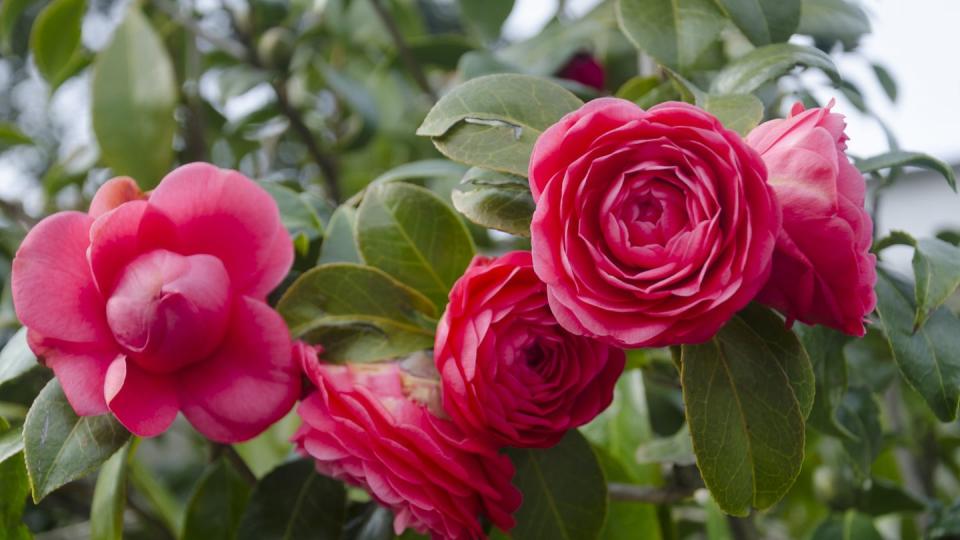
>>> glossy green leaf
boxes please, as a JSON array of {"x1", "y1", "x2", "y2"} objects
[
  {"x1": 856, "y1": 150, "x2": 957, "y2": 191},
  {"x1": 277, "y1": 263, "x2": 437, "y2": 362},
  {"x1": 836, "y1": 387, "x2": 882, "y2": 476},
  {"x1": 342, "y1": 505, "x2": 393, "y2": 540},
  {"x1": 871, "y1": 63, "x2": 897, "y2": 102},
  {"x1": 29, "y1": 0, "x2": 85, "y2": 88},
  {"x1": 797, "y1": 0, "x2": 870, "y2": 49},
  {"x1": 615, "y1": 76, "x2": 661, "y2": 101},
  {"x1": 741, "y1": 304, "x2": 815, "y2": 418},
  {"x1": 713, "y1": 0, "x2": 800, "y2": 45},
  {"x1": 681, "y1": 307, "x2": 807, "y2": 516},
  {"x1": 416, "y1": 74, "x2": 583, "y2": 176},
  {"x1": 90, "y1": 440, "x2": 135, "y2": 540},
  {"x1": 356, "y1": 182, "x2": 475, "y2": 309},
  {"x1": 0, "y1": 428, "x2": 24, "y2": 465},
  {"x1": 92, "y1": 6, "x2": 177, "y2": 188},
  {"x1": 928, "y1": 499, "x2": 960, "y2": 539},
  {"x1": 368, "y1": 159, "x2": 469, "y2": 189},
  {"x1": 506, "y1": 430, "x2": 607, "y2": 540},
  {"x1": 811, "y1": 511, "x2": 883, "y2": 540},
  {"x1": 23, "y1": 379, "x2": 130, "y2": 502},
  {"x1": 238, "y1": 459, "x2": 346, "y2": 540},
  {"x1": 635, "y1": 424, "x2": 695, "y2": 466},
  {"x1": 616, "y1": 0, "x2": 727, "y2": 72},
  {"x1": 233, "y1": 410, "x2": 299, "y2": 478},
  {"x1": 0, "y1": 327, "x2": 37, "y2": 386},
  {"x1": 0, "y1": 418, "x2": 30, "y2": 540},
  {"x1": 461, "y1": 0, "x2": 515, "y2": 41},
  {"x1": 701, "y1": 93, "x2": 764, "y2": 136},
  {"x1": 874, "y1": 271, "x2": 960, "y2": 421},
  {"x1": 711, "y1": 43, "x2": 838, "y2": 95},
  {"x1": 260, "y1": 183, "x2": 324, "y2": 256},
  {"x1": 182, "y1": 458, "x2": 252, "y2": 540},
  {"x1": 451, "y1": 167, "x2": 534, "y2": 236},
  {"x1": 129, "y1": 458, "x2": 183, "y2": 534},
  {"x1": 318, "y1": 206, "x2": 361, "y2": 265},
  {"x1": 0, "y1": 0, "x2": 31, "y2": 54},
  {"x1": 593, "y1": 447, "x2": 662, "y2": 540},
  {"x1": 912, "y1": 237, "x2": 960, "y2": 328},
  {"x1": 797, "y1": 325, "x2": 853, "y2": 438}
]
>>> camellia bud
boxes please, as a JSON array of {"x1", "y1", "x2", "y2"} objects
[
  {"x1": 257, "y1": 27, "x2": 295, "y2": 70},
  {"x1": 556, "y1": 51, "x2": 605, "y2": 91}
]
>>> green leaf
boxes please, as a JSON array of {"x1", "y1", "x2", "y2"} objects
[
  {"x1": 593, "y1": 448, "x2": 662, "y2": 540},
  {"x1": 129, "y1": 458, "x2": 184, "y2": 534},
  {"x1": 460, "y1": 0, "x2": 515, "y2": 42},
  {"x1": 318, "y1": 206, "x2": 361, "y2": 265},
  {"x1": 912, "y1": 237, "x2": 960, "y2": 328},
  {"x1": 260, "y1": 183, "x2": 324, "y2": 256},
  {"x1": 342, "y1": 505, "x2": 393, "y2": 540},
  {"x1": 616, "y1": 0, "x2": 727, "y2": 72},
  {"x1": 0, "y1": 418, "x2": 30, "y2": 540},
  {"x1": 416, "y1": 74, "x2": 583, "y2": 176},
  {"x1": 680, "y1": 308, "x2": 807, "y2": 516},
  {"x1": 712, "y1": 0, "x2": 800, "y2": 45},
  {"x1": 856, "y1": 150, "x2": 956, "y2": 191},
  {"x1": 356, "y1": 182, "x2": 475, "y2": 310},
  {"x1": 451, "y1": 167, "x2": 534, "y2": 236},
  {"x1": 700, "y1": 93, "x2": 764, "y2": 136},
  {"x1": 90, "y1": 439, "x2": 135, "y2": 540},
  {"x1": 233, "y1": 410, "x2": 299, "y2": 478},
  {"x1": 506, "y1": 430, "x2": 607, "y2": 540},
  {"x1": 29, "y1": 0, "x2": 85, "y2": 88},
  {"x1": 797, "y1": 0, "x2": 870, "y2": 50},
  {"x1": 0, "y1": 0, "x2": 31, "y2": 54},
  {"x1": 871, "y1": 63, "x2": 897, "y2": 102},
  {"x1": 0, "y1": 327, "x2": 38, "y2": 386},
  {"x1": 0, "y1": 123, "x2": 33, "y2": 150},
  {"x1": 238, "y1": 459, "x2": 346, "y2": 540},
  {"x1": 367, "y1": 160, "x2": 469, "y2": 189},
  {"x1": 92, "y1": 6, "x2": 177, "y2": 188},
  {"x1": 23, "y1": 379, "x2": 131, "y2": 502},
  {"x1": 0, "y1": 428, "x2": 24, "y2": 465},
  {"x1": 874, "y1": 271, "x2": 960, "y2": 421},
  {"x1": 634, "y1": 424, "x2": 695, "y2": 466},
  {"x1": 811, "y1": 511, "x2": 883, "y2": 540},
  {"x1": 615, "y1": 76, "x2": 661, "y2": 101},
  {"x1": 835, "y1": 387, "x2": 882, "y2": 476},
  {"x1": 182, "y1": 458, "x2": 252, "y2": 540},
  {"x1": 710, "y1": 43, "x2": 838, "y2": 95},
  {"x1": 277, "y1": 263, "x2": 437, "y2": 362},
  {"x1": 853, "y1": 477, "x2": 925, "y2": 516},
  {"x1": 797, "y1": 325, "x2": 854, "y2": 439}
]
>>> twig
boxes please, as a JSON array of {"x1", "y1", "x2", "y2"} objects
[
  {"x1": 150, "y1": 0, "x2": 247, "y2": 61},
  {"x1": 368, "y1": 0, "x2": 437, "y2": 101},
  {"x1": 607, "y1": 482, "x2": 697, "y2": 504},
  {"x1": 271, "y1": 80, "x2": 342, "y2": 202},
  {"x1": 727, "y1": 514, "x2": 761, "y2": 540}
]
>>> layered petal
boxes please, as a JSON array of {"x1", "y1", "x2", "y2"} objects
[
  {"x1": 29, "y1": 331, "x2": 118, "y2": 416},
  {"x1": 178, "y1": 296, "x2": 297, "y2": 442},
  {"x1": 104, "y1": 356, "x2": 179, "y2": 436}
]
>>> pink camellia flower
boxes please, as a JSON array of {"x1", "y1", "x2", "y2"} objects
[
  {"x1": 293, "y1": 346, "x2": 520, "y2": 540},
  {"x1": 557, "y1": 52, "x2": 605, "y2": 91},
  {"x1": 435, "y1": 251, "x2": 624, "y2": 448},
  {"x1": 529, "y1": 98, "x2": 780, "y2": 348},
  {"x1": 746, "y1": 102, "x2": 876, "y2": 335},
  {"x1": 11, "y1": 163, "x2": 298, "y2": 442}
]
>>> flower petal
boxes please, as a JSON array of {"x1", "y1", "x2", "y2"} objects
[
  {"x1": 178, "y1": 296, "x2": 297, "y2": 443},
  {"x1": 29, "y1": 330, "x2": 117, "y2": 416},
  {"x1": 104, "y1": 356, "x2": 179, "y2": 437},
  {"x1": 146, "y1": 163, "x2": 293, "y2": 298},
  {"x1": 89, "y1": 177, "x2": 146, "y2": 219},
  {"x1": 12, "y1": 211, "x2": 111, "y2": 344}
]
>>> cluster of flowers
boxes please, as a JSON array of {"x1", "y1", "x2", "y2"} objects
[{"x1": 9, "y1": 97, "x2": 875, "y2": 539}]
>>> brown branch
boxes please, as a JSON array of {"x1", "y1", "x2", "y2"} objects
[
  {"x1": 607, "y1": 482, "x2": 697, "y2": 504},
  {"x1": 368, "y1": 0, "x2": 437, "y2": 101}
]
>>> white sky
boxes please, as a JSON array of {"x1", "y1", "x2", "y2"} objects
[{"x1": 505, "y1": 0, "x2": 960, "y2": 164}]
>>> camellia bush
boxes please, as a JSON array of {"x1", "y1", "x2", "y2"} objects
[{"x1": 2, "y1": 0, "x2": 960, "y2": 539}]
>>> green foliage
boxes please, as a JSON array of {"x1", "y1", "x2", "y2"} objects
[
  {"x1": 417, "y1": 74, "x2": 583, "y2": 176},
  {"x1": 506, "y1": 430, "x2": 608, "y2": 540},
  {"x1": 856, "y1": 150, "x2": 957, "y2": 191},
  {"x1": 710, "y1": 43, "x2": 838, "y2": 94},
  {"x1": 238, "y1": 459, "x2": 346, "y2": 540},
  {"x1": 91, "y1": 6, "x2": 176, "y2": 188},
  {"x1": 616, "y1": 0, "x2": 727, "y2": 72},
  {"x1": 90, "y1": 440, "x2": 134, "y2": 540},
  {"x1": 278, "y1": 263, "x2": 437, "y2": 362},
  {"x1": 451, "y1": 167, "x2": 535, "y2": 236},
  {"x1": 182, "y1": 458, "x2": 253, "y2": 540},
  {"x1": 712, "y1": 0, "x2": 801, "y2": 45},
  {"x1": 681, "y1": 306, "x2": 809, "y2": 516},
  {"x1": 356, "y1": 182, "x2": 475, "y2": 309},
  {"x1": 0, "y1": 327, "x2": 37, "y2": 387},
  {"x1": 29, "y1": 0, "x2": 85, "y2": 89},
  {"x1": 23, "y1": 379, "x2": 131, "y2": 502},
  {"x1": 0, "y1": 418, "x2": 30, "y2": 540}
]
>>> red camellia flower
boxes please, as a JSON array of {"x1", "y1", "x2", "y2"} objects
[
  {"x1": 529, "y1": 98, "x2": 780, "y2": 348},
  {"x1": 11, "y1": 163, "x2": 298, "y2": 442},
  {"x1": 435, "y1": 251, "x2": 624, "y2": 448},
  {"x1": 293, "y1": 347, "x2": 520, "y2": 540},
  {"x1": 747, "y1": 102, "x2": 877, "y2": 335},
  {"x1": 557, "y1": 52, "x2": 605, "y2": 91}
]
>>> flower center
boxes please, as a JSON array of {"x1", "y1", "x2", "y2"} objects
[{"x1": 105, "y1": 249, "x2": 232, "y2": 374}]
